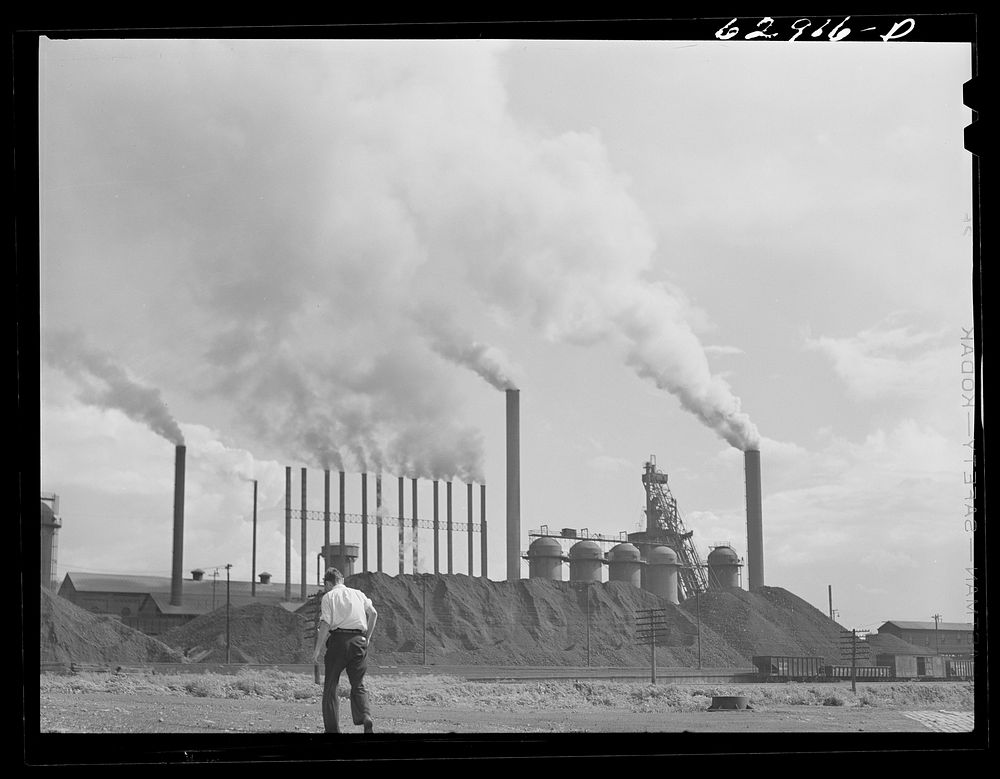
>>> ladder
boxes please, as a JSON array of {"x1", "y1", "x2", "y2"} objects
[{"x1": 644, "y1": 464, "x2": 709, "y2": 598}]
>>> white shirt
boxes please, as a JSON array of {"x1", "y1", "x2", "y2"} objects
[{"x1": 320, "y1": 583, "x2": 372, "y2": 631}]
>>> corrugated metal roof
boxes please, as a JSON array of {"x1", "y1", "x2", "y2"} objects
[{"x1": 881, "y1": 620, "x2": 973, "y2": 632}]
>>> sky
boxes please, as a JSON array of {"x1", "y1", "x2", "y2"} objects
[{"x1": 37, "y1": 37, "x2": 974, "y2": 631}]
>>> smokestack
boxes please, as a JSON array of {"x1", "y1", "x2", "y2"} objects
[
  {"x1": 169, "y1": 445, "x2": 186, "y2": 607},
  {"x1": 480, "y1": 484, "x2": 487, "y2": 579},
  {"x1": 446, "y1": 481, "x2": 453, "y2": 574},
  {"x1": 300, "y1": 468, "x2": 308, "y2": 601},
  {"x1": 376, "y1": 473, "x2": 383, "y2": 573},
  {"x1": 744, "y1": 448, "x2": 764, "y2": 591},
  {"x1": 412, "y1": 478, "x2": 418, "y2": 573},
  {"x1": 285, "y1": 467, "x2": 292, "y2": 601},
  {"x1": 324, "y1": 470, "x2": 331, "y2": 571},
  {"x1": 506, "y1": 389, "x2": 521, "y2": 581}
]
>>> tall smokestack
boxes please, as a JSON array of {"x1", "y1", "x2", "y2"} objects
[
  {"x1": 506, "y1": 389, "x2": 521, "y2": 581},
  {"x1": 169, "y1": 445, "x2": 186, "y2": 606},
  {"x1": 300, "y1": 468, "x2": 307, "y2": 601},
  {"x1": 480, "y1": 483, "x2": 487, "y2": 579},
  {"x1": 744, "y1": 448, "x2": 764, "y2": 591}
]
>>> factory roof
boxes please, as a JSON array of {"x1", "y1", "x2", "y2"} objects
[
  {"x1": 879, "y1": 620, "x2": 973, "y2": 633},
  {"x1": 143, "y1": 592, "x2": 308, "y2": 617},
  {"x1": 866, "y1": 631, "x2": 939, "y2": 656},
  {"x1": 61, "y1": 572, "x2": 306, "y2": 602}
]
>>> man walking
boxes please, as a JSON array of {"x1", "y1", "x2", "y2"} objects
[{"x1": 313, "y1": 567, "x2": 378, "y2": 734}]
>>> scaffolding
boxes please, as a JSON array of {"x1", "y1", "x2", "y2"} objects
[{"x1": 639, "y1": 458, "x2": 709, "y2": 599}]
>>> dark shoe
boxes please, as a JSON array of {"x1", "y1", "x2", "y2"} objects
[{"x1": 363, "y1": 717, "x2": 374, "y2": 734}]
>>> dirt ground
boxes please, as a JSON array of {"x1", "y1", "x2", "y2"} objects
[{"x1": 38, "y1": 689, "x2": 965, "y2": 734}]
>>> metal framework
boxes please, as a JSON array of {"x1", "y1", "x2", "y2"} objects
[
  {"x1": 642, "y1": 460, "x2": 709, "y2": 598},
  {"x1": 288, "y1": 509, "x2": 480, "y2": 533}
]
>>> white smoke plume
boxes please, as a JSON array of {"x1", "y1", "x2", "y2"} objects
[
  {"x1": 42, "y1": 38, "x2": 760, "y2": 473},
  {"x1": 42, "y1": 329, "x2": 185, "y2": 446}
]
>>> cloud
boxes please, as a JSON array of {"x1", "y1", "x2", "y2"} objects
[
  {"x1": 704, "y1": 345, "x2": 744, "y2": 356},
  {"x1": 803, "y1": 313, "x2": 951, "y2": 401}
]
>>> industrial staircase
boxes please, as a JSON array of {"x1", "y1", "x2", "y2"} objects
[{"x1": 643, "y1": 460, "x2": 709, "y2": 599}]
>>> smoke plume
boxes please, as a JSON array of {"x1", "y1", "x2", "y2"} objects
[
  {"x1": 43, "y1": 329, "x2": 185, "y2": 446},
  {"x1": 41, "y1": 39, "x2": 760, "y2": 472}
]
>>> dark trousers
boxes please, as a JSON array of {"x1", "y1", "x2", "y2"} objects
[{"x1": 322, "y1": 632, "x2": 370, "y2": 733}]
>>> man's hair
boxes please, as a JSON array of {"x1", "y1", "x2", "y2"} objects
[{"x1": 324, "y1": 567, "x2": 344, "y2": 584}]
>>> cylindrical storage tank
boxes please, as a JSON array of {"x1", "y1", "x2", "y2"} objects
[
  {"x1": 568, "y1": 540, "x2": 603, "y2": 583},
  {"x1": 645, "y1": 546, "x2": 680, "y2": 604},
  {"x1": 526, "y1": 537, "x2": 564, "y2": 581},
  {"x1": 322, "y1": 543, "x2": 360, "y2": 578},
  {"x1": 607, "y1": 543, "x2": 642, "y2": 588},
  {"x1": 707, "y1": 545, "x2": 742, "y2": 589}
]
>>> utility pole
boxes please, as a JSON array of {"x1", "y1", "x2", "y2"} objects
[
  {"x1": 851, "y1": 628, "x2": 857, "y2": 693},
  {"x1": 933, "y1": 613, "x2": 942, "y2": 653},
  {"x1": 585, "y1": 584, "x2": 591, "y2": 668},
  {"x1": 225, "y1": 563, "x2": 232, "y2": 664},
  {"x1": 696, "y1": 586, "x2": 702, "y2": 669},
  {"x1": 636, "y1": 608, "x2": 668, "y2": 685},
  {"x1": 422, "y1": 575, "x2": 427, "y2": 666},
  {"x1": 828, "y1": 584, "x2": 833, "y2": 620},
  {"x1": 212, "y1": 569, "x2": 218, "y2": 611}
]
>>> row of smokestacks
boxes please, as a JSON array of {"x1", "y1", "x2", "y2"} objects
[
  {"x1": 283, "y1": 469, "x2": 489, "y2": 601},
  {"x1": 166, "y1": 386, "x2": 760, "y2": 604}
]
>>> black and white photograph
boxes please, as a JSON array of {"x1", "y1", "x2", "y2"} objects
[{"x1": 25, "y1": 14, "x2": 983, "y2": 760}]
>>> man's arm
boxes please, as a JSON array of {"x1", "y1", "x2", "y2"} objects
[
  {"x1": 313, "y1": 620, "x2": 331, "y2": 663},
  {"x1": 364, "y1": 605, "x2": 378, "y2": 645}
]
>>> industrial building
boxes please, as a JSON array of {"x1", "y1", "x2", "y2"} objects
[
  {"x1": 521, "y1": 455, "x2": 749, "y2": 607},
  {"x1": 58, "y1": 570, "x2": 296, "y2": 636},
  {"x1": 41, "y1": 494, "x2": 61, "y2": 591},
  {"x1": 876, "y1": 620, "x2": 974, "y2": 657}
]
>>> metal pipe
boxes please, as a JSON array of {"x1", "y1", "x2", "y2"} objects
[
  {"x1": 284, "y1": 466, "x2": 291, "y2": 601},
  {"x1": 433, "y1": 481, "x2": 440, "y2": 574},
  {"x1": 744, "y1": 449, "x2": 764, "y2": 591},
  {"x1": 361, "y1": 473, "x2": 368, "y2": 573},
  {"x1": 300, "y1": 467, "x2": 308, "y2": 601},
  {"x1": 506, "y1": 389, "x2": 521, "y2": 581},
  {"x1": 376, "y1": 473, "x2": 383, "y2": 573},
  {"x1": 446, "y1": 481, "x2": 453, "y2": 574},
  {"x1": 398, "y1": 475, "x2": 405, "y2": 575},
  {"x1": 412, "y1": 478, "x2": 418, "y2": 573},
  {"x1": 169, "y1": 445, "x2": 186, "y2": 607},
  {"x1": 480, "y1": 484, "x2": 487, "y2": 579},
  {"x1": 467, "y1": 482, "x2": 474, "y2": 576},
  {"x1": 251, "y1": 479, "x2": 258, "y2": 597}
]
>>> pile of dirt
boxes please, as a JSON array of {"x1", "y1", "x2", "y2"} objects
[
  {"x1": 678, "y1": 586, "x2": 850, "y2": 665},
  {"x1": 342, "y1": 573, "x2": 842, "y2": 668},
  {"x1": 40, "y1": 587, "x2": 183, "y2": 664},
  {"x1": 41, "y1": 574, "x2": 850, "y2": 669},
  {"x1": 159, "y1": 602, "x2": 313, "y2": 663}
]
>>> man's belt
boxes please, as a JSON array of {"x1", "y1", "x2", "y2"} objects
[{"x1": 331, "y1": 628, "x2": 364, "y2": 634}]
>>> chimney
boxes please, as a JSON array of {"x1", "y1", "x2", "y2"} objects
[
  {"x1": 744, "y1": 448, "x2": 764, "y2": 591},
  {"x1": 169, "y1": 445, "x2": 186, "y2": 606},
  {"x1": 506, "y1": 389, "x2": 521, "y2": 581}
]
